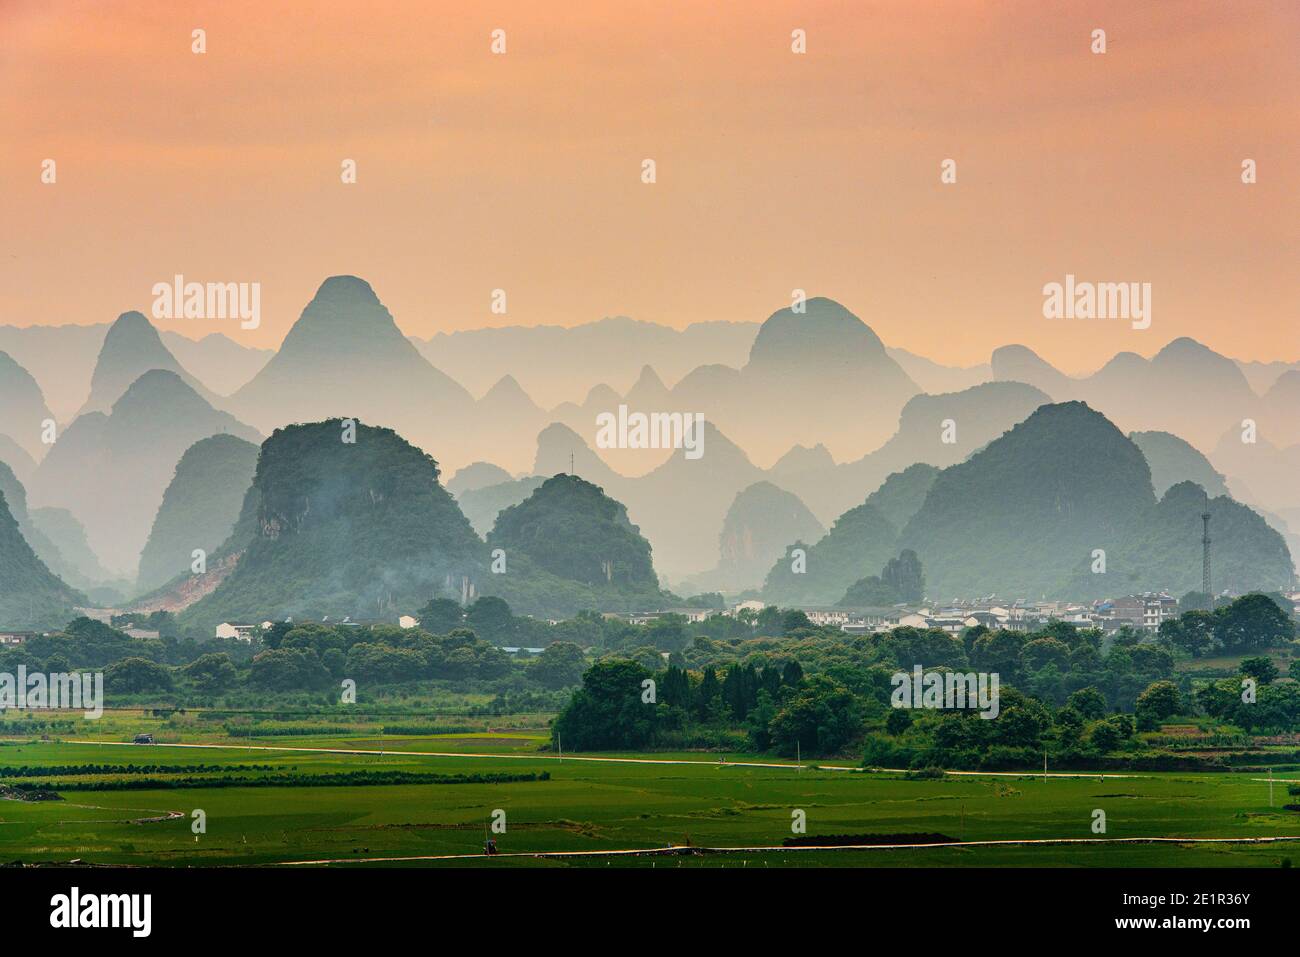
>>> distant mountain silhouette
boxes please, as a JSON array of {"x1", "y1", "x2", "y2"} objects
[
  {"x1": 0, "y1": 461, "x2": 67, "y2": 584},
  {"x1": 761, "y1": 465, "x2": 937, "y2": 606},
  {"x1": 137, "y1": 434, "x2": 260, "y2": 593},
  {"x1": 0, "y1": 351, "x2": 54, "y2": 460},
  {"x1": 472, "y1": 375, "x2": 548, "y2": 473},
  {"x1": 1259, "y1": 370, "x2": 1300, "y2": 448},
  {"x1": 1129, "y1": 431, "x2": 1228, "y2": 498},
  {"x1": 79, "y1": 311, "x2": 220, "y2": 416},
  {"x1": 29, "y1": 506, "x2": 118, "y2": 595},
  {"x1": 33, "y1": 370, "x2": 260, "y2": 575},
  {"x1": 447, "y1": 461, "x2": 514, "y2": 498},
  {"x1": 161, "y1": 331, "x2": 271, "y2": 396},
  {"x1": 990, "y1": 344, "x2": 1078, "y2": 398},
  {"x1": 770, "y1": 443, "x2": 836, "y2": 478},
  {"x1": 0, "y1": 484, "x2": 82, "y2": 629},
  {"x1": 992, "y1": 337, "x2": 1260, "y2": 451},
  {"x1": 774, "y1": 381, "x2": 1052, "y2": 523},
  {"x1": 412, "y1": 316, "x2": 757, "y2": 408},
  {"x1": 0, "y1": 323, "x2": 106, "y2": 421},
  {"x1": 525, "y1": 383, "x2": 1048, "y2": 585},
  {"x1": 457, "y1": 475, "x2": 546, "y2": 537},
  {"x1": 0, "y1": 434, "x2": 36, "y2": 486},
  {"x1": 1235, "y1": 358, "x2": 1300, "y2": 396},
  {"x1": 679, "y1": 481, "x2": 825, "y2": 595},
  {"x1": 888, "y1": 348, "x2": 992, "y2": 394},
  {"x1": 0, "y1": 322, "x2": 265, "y2": 421},
  {"x1": 229, "y1": 276, "x2": 475, "y2": 463},
  {"x1": 540, "y1": 298, "x2": 925, "y2": 476},
  {"x1": 897, "y1": 402, "x2": 1291, "y2": 598},
  {"x1": 1212, "y1": 430, "x2": 1300, "y2": 520}
]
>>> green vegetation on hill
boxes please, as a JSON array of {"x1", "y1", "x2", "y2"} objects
[
  {"x1": 1118, "y1": 482, "x2": 1295, "y2": 596},
  {"x1": 181, "y1": 420, "x2": 484, "y2": 629},
  {"x1": 897, "y1": 402, "x2": 1292, "y2": 599},
  {"x1": 0, "y1": 488, "x2": 83, "y2": 629},
  {"x1": 484, "y1": 474, "x2": 669, "y2": 617}
]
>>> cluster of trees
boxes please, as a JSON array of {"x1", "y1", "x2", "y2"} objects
[
  {"x1": 8, "y1": 591, "x2": 1297, "y2": 773},
  {"x1": 551, "y1": 594, "x2": 1300, "y2": 766},
  {"x1": 1158, "y1": 592, "x2": 1296, "y2": 657}
]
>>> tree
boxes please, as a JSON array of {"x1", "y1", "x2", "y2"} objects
[
  {"x1": 105, "y1": 657, "x2": 173, "y2": 694},
  {"x1": 885, "y1": 708, "x2": 913, "y2": 735},
  {"x1": 465, "y1": 596, "x2": 515, "y2": 644},
  {"x1": 1159, "y1": 609, "x2": 1216, "y2": 658},
  {"x1": 695, "y1": 666, "x2": 721, "y2": 721},
  {"x1": 991, "y1": 688, "x2": 1052, "y2": 748},
  {"x1": 1054, "y1": 706, "x2": 1085, "y2": 748},
  {"x1": 531, "y1": 641, "x2": 587, "y2": 689},
  {"x1": 1213, "y1": 593, "x2": 1295, "y2": 653},
  {"x1": 182, "y1": 653, "x2": 237, "y2": 693},
  {"x1": 659, "y1": 664, "x2": 692, "y2": 710},
  {"x1": 1021, "y1": 637, "x2": 1070, "y2": 673},
  {"x1": 260, "y1": 620, "x2": 293, "y2": 650},
  {"x1": 970, "y1": 630, "x2": 1026, "y2": 683},
  {"x1": 1128, "y1": 644, "x2": 1174, "y2": 677},
  {"x1": 882, "y1": 627, "x2": 968, "y2": 670},
  {"x1": 881, "y1": 549, "x2": 925, "y2": 602},
  {"x1": 781, "y1": 609, "x2": 812, "y2": 635},
  {"x1": 249, "y1": 648, "x2": 330, "y2": 691},
  {"x1": 344, "y1": 642, "x2": 426, "y2": 683},
  {"x1": 756, "y1": 605, "x2": 784, "y2": 636},
  {"x1": 1135, "y1": 680, "x2": 1181, "y2": 731},
  {"x1": 1066, "y1": 686, "x2": 1107, "y2": 721},
  {"x1": 1240, "y1": 656, "x2": 1280, "y2": 685},
  {"x1": 645, "y1": 615, "x2": 688, "y2": 652},
  {"x1": 1089, "y1": 719, "x2": 1120, "y2": 752},
  {"x1": 768, "y1": 675, "x2": 862, "y2": 757},
  {"x1": 551, "y1": 660, "x2": 658, "y2": 751},
  {"x1": 416, "y1": 598, "x2": 463, "y2": 634}
]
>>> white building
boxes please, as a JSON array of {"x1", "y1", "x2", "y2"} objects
[{"x1": 215, "y1": 622, "x2": 257, "y2": 641}]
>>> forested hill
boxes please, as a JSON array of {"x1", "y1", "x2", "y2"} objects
[{"x1": 181, "y1": 420, "x2": 485, "y2": 628}]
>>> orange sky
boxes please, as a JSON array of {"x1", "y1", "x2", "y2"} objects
[{"x1": 2, "y1": 0, "x2": 1297, "y2": 372}]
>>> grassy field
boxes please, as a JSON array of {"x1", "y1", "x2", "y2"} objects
[{"x1": 2, "y1": 714, "x2": 1299, "y2": 868}]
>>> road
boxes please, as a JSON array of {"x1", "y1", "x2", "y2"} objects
[
  {"x1": 66, "y1": 739, "x2": 1160, "y2": 779},
  {"x1": 273, "y1": 833, "x2": 1300, "y2": 866}
]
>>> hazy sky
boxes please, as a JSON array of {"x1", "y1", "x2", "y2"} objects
[{"x1": 3, "y1": 0, "x2": 1296, "y2": 372}]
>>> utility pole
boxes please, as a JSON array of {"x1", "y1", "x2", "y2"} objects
[
  {"x1": 1269, "y1": 767, "x2": 1274, "y2": 807},
  {"x1": 1043, "y1": 749, "x2": 1047, "y2": 783}
]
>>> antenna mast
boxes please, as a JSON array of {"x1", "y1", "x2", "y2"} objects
[{"x1": 1201, "y1": 492, "x2": 1212, "y2": 605}]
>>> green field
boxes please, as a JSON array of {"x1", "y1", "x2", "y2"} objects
[{"x1": 2, "y1": 713, "x2": 1299, "y2": 868}]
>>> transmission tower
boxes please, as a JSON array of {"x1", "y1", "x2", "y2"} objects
[{"x1": 1200, "y1": 493, "x2": 1212, "y2": 605}]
